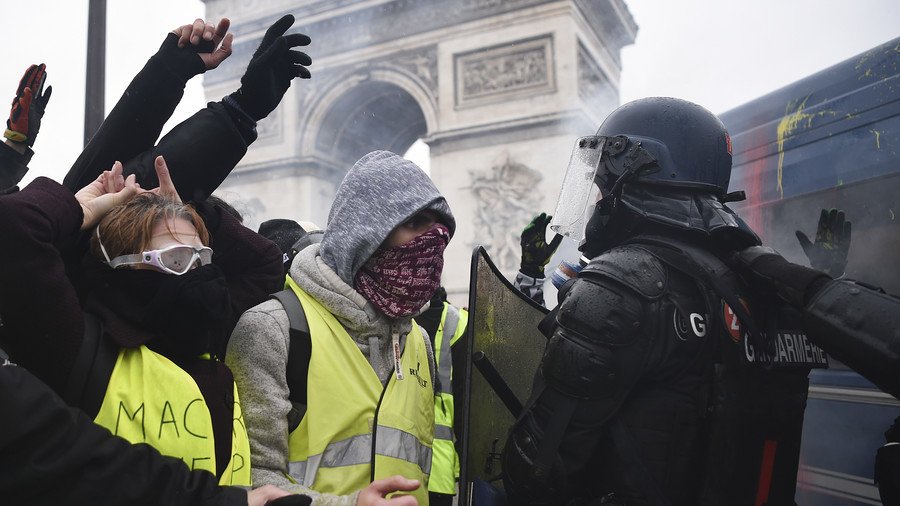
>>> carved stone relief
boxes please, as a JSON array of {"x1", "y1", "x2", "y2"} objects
[
  {"x1": 467, "y1": 153, "x2": 544, "y2": 271},
  {"x1": 455, "y1": 35, "x2": 555, "y2": 108},
  {"x1": 391, "y1": 46, "x2": 438, "y2": 98},
  {"x1": 577, "y1": 42, "x2": 614, "y2": 104}
]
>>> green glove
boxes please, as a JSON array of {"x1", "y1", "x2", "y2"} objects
[
  {"x1": 520, "y1": 212, "x2": 563, "y2": 278},
  {"x1": 795, "y1": 208, "x2": 852, "y2": 277}
]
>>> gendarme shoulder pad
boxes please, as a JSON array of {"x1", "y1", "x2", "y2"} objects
[{"x1": 581, "y1": 245, "x2": 668, "y2": 300}]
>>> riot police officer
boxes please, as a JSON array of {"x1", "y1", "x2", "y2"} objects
[{"x1": 502, "y1": 97, "x2": 826, "y2": 505}]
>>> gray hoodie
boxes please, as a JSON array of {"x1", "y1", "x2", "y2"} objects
[
  {"x1": 320, "y1": 150, "x2": 455, "y2": 286},
  {"x1": 226, "y1": 151, "x2": 454, "y2": 504}
]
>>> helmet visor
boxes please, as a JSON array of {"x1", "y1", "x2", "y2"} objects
[{"x1": 550, "y1": 136, "x2": 605, "y2": 243}]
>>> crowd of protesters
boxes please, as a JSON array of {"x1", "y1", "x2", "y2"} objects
[{"x1": 0, "y1": 14, "x2": 428, "y2": 506}]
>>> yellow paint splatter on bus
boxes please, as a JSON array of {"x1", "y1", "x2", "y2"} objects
[
  {"x1": 776, "y1": 98, "x2": 813, "y2": 198},
  {"x1": 871, "y1": 129, "x2": 882, "y2": 149},
  {"x1": 776, "y1": 98, "x2": 839, "y2": 198}
]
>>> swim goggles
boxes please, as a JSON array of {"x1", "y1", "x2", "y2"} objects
[{"x1": 96, "y1": 227, "x2": 213, "y2": 275}]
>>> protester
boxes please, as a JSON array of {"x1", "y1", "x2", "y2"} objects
[
  {"x1": 258, "y1": 218, "x2": 324, "y2": 276},
  {"x1": 0, "y1": 347, "x2": 295, "y2": 506},
  {"x1": 0, "y1": 156, "x2": 283, "y2": 486},
  {"x1": 414, "y1": 287, "x2": 468, "y2": 506},
  {"x1": 228, "y1": 150, "x2": 454, "y2": 505}
]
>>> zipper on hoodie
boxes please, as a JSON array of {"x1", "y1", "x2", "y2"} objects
[{"x1": 371, "y1": 328, "x2": 402, "y2": 481}]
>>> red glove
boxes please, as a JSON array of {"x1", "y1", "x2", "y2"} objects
[{"x1": 5, "y1": 63, "x2": 52, "y2": 147}]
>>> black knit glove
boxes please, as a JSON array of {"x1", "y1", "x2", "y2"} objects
[
  {"x1": 731, "y1": 246, "x2": 832, "y2": 308},
  {"x1": 151, "y1": 32, "x2": 212, "y2": 83},
  {"x1": 5, "y1": 64, "x2": 51, "y2": 147},
  {"x1": 229, "y1": 15, "x2": 311, "y2": 121},
  {"x1": 795, "y1": 208, "x2": 851, "y2": 277},
  {"x1": 520, "y1": 213, "x2": 563, "y2": 278}
]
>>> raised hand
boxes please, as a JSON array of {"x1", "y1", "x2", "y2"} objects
[
  {"x1": 172, "y1": 17, "x2": 233, "y2": 70},
  {"x1": 149, "y1": 155, "x2": 182, "y2": 204},
  {"x1": 520, "y1": 212, "x2": 564, "y2": 278},
  {"x1": 795, "y1": 208, "x2": 852, "y2": 277},
  {"x1": 5, "y1": 63, "x2": 52, "y2": 147},
  {"x1": 157, "y1": 18, "x2": 233, "y2": 82},
  {"x1": 75, "y1": 161, "x2": 141, "y2": 230},
  {"x1": 230, "y1": 14, "x2": 312, "y2": 121}
]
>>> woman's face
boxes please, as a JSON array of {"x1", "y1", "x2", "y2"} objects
[
  {"x1": 384, "y1": 210, "x2": 439, "y2": 248},
  {"x1": 149, "y1": 217, "x2": 204, "y2": 250},
  {"x1": 129, "y1": 217, "x2": 206, "y2": 274}
]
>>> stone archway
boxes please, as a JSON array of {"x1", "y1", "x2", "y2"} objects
[
  {"x1": 204, "y1": 0, "x2": 637, "y2": 301},
  {"x1": 313, "y1": 81, "x2": 427, "y2": 168}
]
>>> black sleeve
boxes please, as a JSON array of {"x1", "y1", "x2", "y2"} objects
[
  {"x1": 0, "y1": 362, "x2": 247, "y2": 506},
  {"x1": 0, "y1": 142, "x2": 31, "y2": 191},
  {"x1": 119, "y1": 101, "x2": 257, "y2": 204},
  {"x1": 804, "y1": 279, "x2": 900, "y2": 398},
  {"x1": 0, "y1": 178, "x2": 86, "y2": 393},
  {"x1": 64, "y1": 49, "x2": 187, "y2": 193}
]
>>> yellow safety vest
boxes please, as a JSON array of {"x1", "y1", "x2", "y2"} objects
[
  {"x1": 285, "y1": 278, "x2": 434, "y2": 505},
  {"x1": 429, "y1": 302, "x2": 467, "y2": 494},
  {"x1": 93, "y1": 346, "x2": 252, "y2": 486}
]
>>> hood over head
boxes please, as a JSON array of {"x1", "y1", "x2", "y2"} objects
[{"x1": 320, "y1": 150, "x2": 455, "y2": 285}]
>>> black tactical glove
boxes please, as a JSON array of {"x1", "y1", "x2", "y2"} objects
[
  {"x1": 519, "y1": 212, "x2": 563, "y2": 278},
  {"x1": 730, "y1": 246, "x2": 832, "y2": 308},
  {"x1": 229, "y1": 15, "x2": 312, "y2": 121},
  {"x1": 5, "y1": 64, "x2": 52, "y2": 147},
  {"x1": 795, "y1": 208, "x2": 851, "y2": 277}
]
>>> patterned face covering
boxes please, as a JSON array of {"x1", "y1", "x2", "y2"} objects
[{"x1": 354, "y1": 223, "x2": 450, "y2": 318}]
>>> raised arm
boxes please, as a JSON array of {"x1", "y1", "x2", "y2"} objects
[
  {"x1": 118, "y1": 14, "x2": 312, "y2": 203},
  {"x1": 64, "y1": 18, "x2": 233, "y2": 193}
]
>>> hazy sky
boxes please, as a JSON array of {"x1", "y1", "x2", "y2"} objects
[{"x1": 1, "y1": 0, "x2": 897, "y2": 185}]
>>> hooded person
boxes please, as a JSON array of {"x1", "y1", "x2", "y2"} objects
[{"x1": 227, "y1": 150, "x2": 455, "y2": 506}]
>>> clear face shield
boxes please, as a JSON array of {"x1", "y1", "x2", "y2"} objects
[{"x1": 549, "y1": 136, "x2": 606, "y2": 243}]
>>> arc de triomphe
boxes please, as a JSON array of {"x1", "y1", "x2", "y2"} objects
[{"x1": 202, "y1": 0, "x2": 636, "y2": 302}]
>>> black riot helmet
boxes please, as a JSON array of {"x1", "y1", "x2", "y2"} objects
[
  {"x1": 550, "y1": 97, "x2": 759, "y2": 255},
  {"x1": 595, "y1": 97, "x2": 735, "y2": 196}
]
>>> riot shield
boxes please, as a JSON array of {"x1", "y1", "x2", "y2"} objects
[{"x1": 459, "y1": 246, "x2": 550, "y2": 506}]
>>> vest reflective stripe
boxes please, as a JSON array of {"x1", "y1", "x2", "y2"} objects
[
  {"x1": 429, "y1": 303, "x2": 468, "y2": 494},
  {"x1": 285, "y1": 279, "x2": 433, "y2": 504},
  {"x1": 435, "y1": 423, "x2": 454, "y2": 441},
  {"x1": 93, "y1": 346, "x2": 252, "y2": 486}
]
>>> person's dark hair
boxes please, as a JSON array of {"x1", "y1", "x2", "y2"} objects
[{"x1": 206, "y1": 195, "x2": 243, "y2": 223}]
